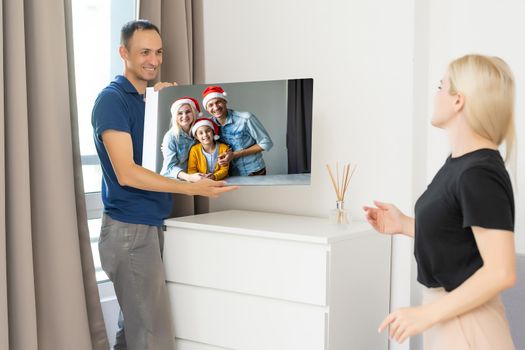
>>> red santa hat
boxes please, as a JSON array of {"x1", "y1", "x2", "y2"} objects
[
  {"x1": 170, "y1": 96, "x2": 202, "y2": 118},
  {"x1": 202, "y1": 85, "x2": 228, "y2": 109},
  {"x1": 191, "y1": 118, "x2": 220, "y2": 140}
]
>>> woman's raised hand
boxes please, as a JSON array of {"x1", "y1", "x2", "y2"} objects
[{"x1": 363, "y1": 200, "x2": 406, "y2": 235}]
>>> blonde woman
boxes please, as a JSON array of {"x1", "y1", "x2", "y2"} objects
[
  {"x1": 364, "y1": 55, "x2": 517, "y2": 349},
  {"x1": 161, "y1": 96, "x2": 204, "y2": 182}
]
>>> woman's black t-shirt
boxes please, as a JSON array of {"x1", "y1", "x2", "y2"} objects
[{"x1": 414, "y1": 148, "x2": 514, "y2": 292}]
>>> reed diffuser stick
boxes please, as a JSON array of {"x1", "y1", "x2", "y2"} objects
[
  {"x1": 326, "y1": 165, "x2": 339, "y2": 199},
  {"x1": 342, "y1": 164, "x2": 356, "y2": 200},
  {"x1": 336, "y1": 162, "x2": 340, "y2": 200},
  {"x1": 341, "y1": 164, "x2": 349, "y2": 200}
]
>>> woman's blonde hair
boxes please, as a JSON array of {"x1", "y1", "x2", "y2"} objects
[
  {"x1": 447, "y1": 54, "x2": 516, "y2": 162},
  {"x1": 169, "y1": 103, "x2": 194, "y2": 140}
]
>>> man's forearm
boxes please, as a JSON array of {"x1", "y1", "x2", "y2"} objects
[
  {"x1": 234, "y1": 144, "x2": 263, "y2": 159},
  {"x1": 118, "y1": 163, "x2": 191, "y2": 194}
]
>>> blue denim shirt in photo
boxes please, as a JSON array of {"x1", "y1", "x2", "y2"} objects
[
  {"x1": 160, "y1": 129, "x2": 196, "y2": 179},
  {"x1": 213, "y1": 109, "x2": 273, "y2": 176}
]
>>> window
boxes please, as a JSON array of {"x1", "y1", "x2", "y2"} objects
[{"x1": 71, "y1": 0, "x2": 137, "y2": 282}]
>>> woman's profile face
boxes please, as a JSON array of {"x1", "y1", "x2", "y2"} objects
[
  {"x1": 432, "y1": 73, "x2": 457, "y2": 128},
  {"x1": 177, "y1": 104, "x2": 195, "y2": 131}
]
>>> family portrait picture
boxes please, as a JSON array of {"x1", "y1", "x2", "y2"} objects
[{"x1": 143, "y1": 79, "x2": 314, "y2": 185}]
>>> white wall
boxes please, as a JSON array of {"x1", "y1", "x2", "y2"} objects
[
  {"x1": 204, "y1": 0, "x2": 415, "y2": 220},
  {"x1": 196, "y1": 1, "x2": 525, "y2": 349},
  {"x1": 409, "y1": 2, "x2": 525, "y2": 348},
  {"x1": 410, "y1": 1, "x2": 431, "y2": 348},
  {"x1": 424, "y1": 0, "x2": 525, "y2": 254},
  {"x1": 200, "y1": 1, "x2": 416, "y2": 349}
]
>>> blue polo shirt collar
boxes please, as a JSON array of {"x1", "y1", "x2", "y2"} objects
[{"x1": 114, "y1": 75, "x2": 139, "y2": 94}]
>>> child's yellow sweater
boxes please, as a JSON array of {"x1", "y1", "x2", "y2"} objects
[{"x1": 187, "y1": 142, "x2": 229, "y2": 180}]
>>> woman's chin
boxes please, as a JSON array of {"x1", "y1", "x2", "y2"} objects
[{"x1": 430, "y1": 117, "x2": 443, "y2": 128}]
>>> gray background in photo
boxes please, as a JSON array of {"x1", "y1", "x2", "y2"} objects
[{"x1": 156, "y1": 79, "x2": 288, "y2": 175}]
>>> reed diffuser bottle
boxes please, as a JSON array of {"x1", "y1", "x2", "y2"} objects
[{"x1": 330, "y1": 200, "x2": 349, "y2": 225}]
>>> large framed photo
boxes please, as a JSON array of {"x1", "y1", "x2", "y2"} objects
[{"x1": 143, "y1": 78, "x2": 313, "y2": 186}]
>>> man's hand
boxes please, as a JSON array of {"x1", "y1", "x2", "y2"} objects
[
  {"x1": 218, "y1": 148, "x2": 233, "y2": 166},
  {"x1": 153, "y1": 81, "x2": 178, "y2": 92},
  {"x1": 187, "y1": 178, "x2": 238, "y2": 198}
]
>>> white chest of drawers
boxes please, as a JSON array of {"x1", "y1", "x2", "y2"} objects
[{"x1": 163, "y1": 210, "x2": 391, "y2": 350}]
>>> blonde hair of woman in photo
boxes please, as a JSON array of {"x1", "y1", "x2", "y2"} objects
[
  {"x1": 364, "y1": 54, "x2": 517, "y2": 350},
  {"x1": 169, "y1": 98, "x2": 197, "y2": 139}
]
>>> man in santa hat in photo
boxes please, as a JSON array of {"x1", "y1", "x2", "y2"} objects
[{"x1": 201, "y1": 85, "x2": 273, "y2": 176}]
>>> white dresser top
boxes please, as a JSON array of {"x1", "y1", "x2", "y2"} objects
[{"x1": 165, "y1": 210, "x2": 374, "y2": 244}]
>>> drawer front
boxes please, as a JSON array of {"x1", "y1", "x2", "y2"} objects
[
  {"x1": 163, "y1": 228, "x2": 328, "y2": 305},
  {"x1": 169, "y1": 283, "x2": 327, "y2": 350}
]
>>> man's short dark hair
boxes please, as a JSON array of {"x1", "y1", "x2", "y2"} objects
[{"x1": 120, "y1": 19, "x2": 160, "y2": 49}]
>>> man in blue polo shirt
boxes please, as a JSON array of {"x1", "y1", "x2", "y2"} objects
[{"x1": 92, "y1": 20, "x2": 237, "y2": 350}]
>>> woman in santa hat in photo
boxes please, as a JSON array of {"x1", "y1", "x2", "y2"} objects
[{"x1": 161, "y1": 96, "x2": 205, "y2": 182}]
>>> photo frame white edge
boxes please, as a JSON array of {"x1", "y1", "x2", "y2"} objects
[{"x1": 143, "y1": 86, "x2": 159, "y2": 171}]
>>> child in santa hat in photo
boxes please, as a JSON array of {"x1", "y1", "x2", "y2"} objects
[{"x1": 187, "y1": 118, "x2": 230, "y2": 180}]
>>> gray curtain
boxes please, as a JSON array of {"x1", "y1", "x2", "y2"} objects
[
  {"x1": 140, "y1": 0, "x2": 209, "y2": 217},
  {"x1": 0, "y1": 0, "x2": 109, "y2": 349},
  {"x1": 287, "y1": 79, "x2": 313, "y2": 174}
]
